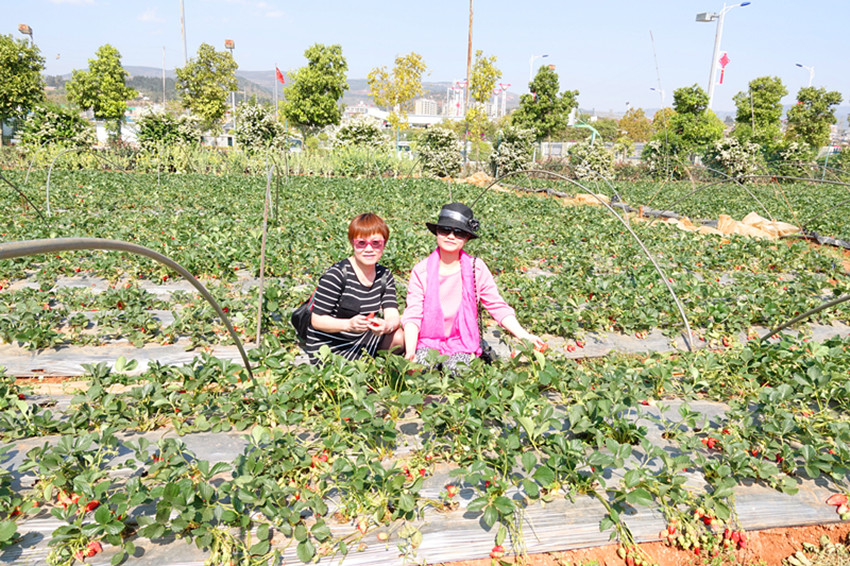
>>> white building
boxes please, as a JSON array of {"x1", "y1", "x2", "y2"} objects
[{"x1": 414, "y1": 98, "x2": 439, "y2": 116}]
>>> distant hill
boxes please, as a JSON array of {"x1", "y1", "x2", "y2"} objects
[{"x1": 122, "y1": 66, "x2": 521, "y2": 111}]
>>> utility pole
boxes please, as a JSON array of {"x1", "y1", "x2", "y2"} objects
[
  {"x1": 464, "y1": 0, "x2": 473, "y2": 165},
  {"x1": 179, "y1": 0, "x2": 188, "y2": 65},
  {"x1": 162, "y1": 46, "x2": 166, "y2": 104}
]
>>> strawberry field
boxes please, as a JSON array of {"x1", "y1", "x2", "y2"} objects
[{"x1": 0, "y1": 167, "x2": 849, "y2": 565}]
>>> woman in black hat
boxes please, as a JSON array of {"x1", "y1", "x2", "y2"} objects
[{"x1": 401, "y1": 203, "x2": 544, "y2": 368}]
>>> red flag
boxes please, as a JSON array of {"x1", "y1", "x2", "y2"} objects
[{"x1": 275, "y1": 67, "x2": 285, "y2": 84}]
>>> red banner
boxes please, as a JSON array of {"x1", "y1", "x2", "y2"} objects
[{"x1": 275, "y1": 67, "x2": 285, "y2": 84}]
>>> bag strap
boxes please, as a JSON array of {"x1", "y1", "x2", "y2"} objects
[
  {"x1": 310, "y1": 260, "x2": 349, "y2": 315},
  {"x1": 472, "y1": 257, "x2": 483, "y2": 336}
]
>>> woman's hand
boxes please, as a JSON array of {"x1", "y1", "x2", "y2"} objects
[
  {"x1": 525, "y1": 333, "x2": 547, "y2": 351},
  {"x1": 366, "y1": 316, "x2": 394, "y2": 335},
  {"x1": 345, "y1": 314, "x2": 373, "y2": 333}
]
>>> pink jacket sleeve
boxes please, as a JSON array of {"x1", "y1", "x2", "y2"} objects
[
  {"x1": 475, "y1": 259, "x2": 516, "y2": 324},
  {"x1": 400, "y1": 260, "x2": 427, "y2": 329}
]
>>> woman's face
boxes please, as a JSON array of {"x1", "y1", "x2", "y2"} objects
[
  {"x1": 351, "y1": 233, "x2": 386, "y2": 266},
  {"x1": 435, "y1": 226, "x2": 469, "y2": 254}
]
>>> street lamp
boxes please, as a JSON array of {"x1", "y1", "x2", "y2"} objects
[
  {"x1": 650, "y1": 87, "x2": 665, "y2": 107},
  {"x1": 696, "y1": 2, "x2": 751, "y2": 110},
  {"x1": 17, "y1": 24, "x2": 33, "y2": 45},
  {"x1": 795, "y1": 63, "x2": 814, "y2": 88},
  {"x1": 529, "y1": 54, "x2": 549, "y2": 87}
]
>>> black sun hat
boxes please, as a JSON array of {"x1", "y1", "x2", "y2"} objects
[{"x1": 425, "y1": 202, "x2": 480, "y2": 239}]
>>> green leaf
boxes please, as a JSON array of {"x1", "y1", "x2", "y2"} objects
[
  {"x1": 482, "y1": 505, "x2": 499, "y2": 527},
  {"x1": 625, "y1": 488, "x2": 653, "y2": 507},
  {"x1": 296, "y1": 539, "x2": 315, "y2": 563},
  {"x1": 521, "y1": 451, "x2": 537, "y2": 473},
  {"x1": 532, "y1": 465, "x2": 554, "y2": 486},
  {"x1": 496, "y1": 525, "x2": 507, "y2": 546},
  {"x1": 249, "y1": 540, "x2": 270, "y2": 556},
  {"x1": 0, "y1": 521, "x2": 16, "y2": 542}
]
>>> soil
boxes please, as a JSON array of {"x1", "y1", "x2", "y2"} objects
[{"x1": 438, "y1": 523, "x2": 850, "y2": 566}]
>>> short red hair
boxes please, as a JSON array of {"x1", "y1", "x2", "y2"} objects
[{"x1": 348, "y1": 213, "x2": 389, "y2": 242}]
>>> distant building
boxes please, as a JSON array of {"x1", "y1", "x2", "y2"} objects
[{"x1": 414, "y1": 98, "x2": 438, "y2": 116}]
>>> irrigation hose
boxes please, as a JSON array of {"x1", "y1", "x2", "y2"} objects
[
  {"x1": 761, "y1": 294, "x2": 850, "y2": 343},
  {"x1": 0, "y1": 238, "x2": 254, "y2": 381}
]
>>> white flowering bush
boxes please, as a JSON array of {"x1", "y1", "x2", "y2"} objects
[
  {"x1": 489, "y1": 125, "x2": 534, "y2": 177},
  {"x1": 334, "y1": 119, "x2": 386, "y2": 149},
  {"x1": 417, "y1": 127, "x2": 462, "y2": 177},
  {"x1": 234, "y1": 102, "x2": 285, "y2": 152},
  {"x1": 704, "y1": 137, "x2": 762, "y2": 182},
  {"x1": 568, "y1": 141, "x2": 615, "y2": 181},
  {"x1": 136, "y1": 112, "x2": 202, "y2": 151},
  {"x1": 768, "y1": 140, "x2": 815, "y2": 179},
  {"x1": 18, "y1": 103, "x2": 95, "y2": 148}
]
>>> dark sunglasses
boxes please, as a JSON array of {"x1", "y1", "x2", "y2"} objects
[{"x1": 436, "y1": 226, "x2": 471, "y2": 239}]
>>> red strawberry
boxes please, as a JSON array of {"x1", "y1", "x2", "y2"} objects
[
  {"x1": 826, "y1": 493, "x2": 848, "y2": 506},
  {"x1": 445, "y1": 484, "x2": 458, "y2": 498},
  {"x1": 86, "y1": 540, "x2": 102, "y2": 556},
  {"x1": 84, "y1": 500, "x2": 99, "y2": 513},
  {"x1": 489, "y1": 545, "x2": 505, "y2": 559}
]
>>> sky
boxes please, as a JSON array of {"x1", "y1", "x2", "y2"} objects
[{"x1": 5, "y1": 0, "x2": 849, "y2": 115}]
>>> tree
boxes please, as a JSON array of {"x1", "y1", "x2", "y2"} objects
[
  {"x1": 66, "y1": 44, "x2": 137, "y2": 141},
  {"x1": 0, "y1": 34, "x2": 45, "y2": 145},
  {"x1": 282, "y1": 44, "x2": 349, "y2": 139},
  {"x1": 618, "y1": 108, "x2": 652, "y2": 142},
  {"x1": 464, "y1": 50, "x2": 502, "y2": 160},
  {"x1": 175, "y1": 43, "x2": 237, "y2": 133},
  {"x1": 732, "y1": 76, "x2": 787, "y2": 149},
  {"x1": 367, "y1": 52, "x2": 427, "y2": 130},
  {"x1": 785, "y1": 86, "x2": 843, "y2": 149},
  {"x1": 511, "y1": 65, "x2": 578, "y2": 141},
  {"x1": 661, "y1": 84, "x2": 724, "y2": 158}
]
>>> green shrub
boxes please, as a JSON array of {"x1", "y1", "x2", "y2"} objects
[
  {"x1": 766, "y1": 140, "x2": 815, "y2": 180},
  {"x1": 334, "y1": 119, "x2": 386, "y2": 149}
]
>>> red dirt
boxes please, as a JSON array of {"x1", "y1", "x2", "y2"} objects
[{"x1": 438, "y1": 522, "x2": 850, "y2": 566}]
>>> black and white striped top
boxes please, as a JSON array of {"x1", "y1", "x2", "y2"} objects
[{"x1": 304, "y1": 259, "x2": 398, "y2": 363}]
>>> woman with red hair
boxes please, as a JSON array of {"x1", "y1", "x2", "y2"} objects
[{"x1": 304, "y1": 213, "x2": 402, "y2": 363}]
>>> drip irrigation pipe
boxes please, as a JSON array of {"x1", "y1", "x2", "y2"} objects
[
  {"x1": 0, "y1": 238, "x2": 254, "y2": 381},
  {"x1": 473, "y1": 169, "x2": 695, "y2": 352},
  {"x1": 761, "y1": 294, "x2": 850, "y2": 343}
]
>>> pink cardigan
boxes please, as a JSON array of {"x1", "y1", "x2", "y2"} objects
[{"x1": 402, "y1": 256, "x2": 516, "y2": 340}]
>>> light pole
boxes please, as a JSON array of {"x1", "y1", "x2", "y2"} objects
[
  {"x1": 795, "y1": 63, "x2": 814, "y2": 88},
  {"x1": 650, "y1": 87, "x2": 665, "y2": 107},
  {"x1": 529, "y1": 54, "x2": 549, "y2": 88},
  {"x1": 17, "y1": 24, "x2": 33, "y2": 45},
  {"x1": 696, "y1": 2, "x2": 750, "y2": 110},
  {"x1": 224, "y1": 39, "x2": 236, "y2": 142}
]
